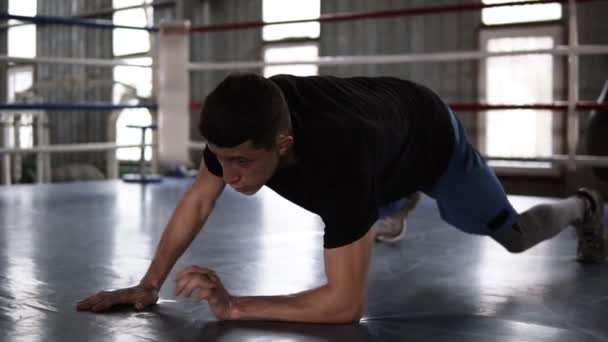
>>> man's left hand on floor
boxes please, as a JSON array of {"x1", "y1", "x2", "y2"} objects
[{"x1": 175, "y1": 265, "x2": 233, "y2": 319}]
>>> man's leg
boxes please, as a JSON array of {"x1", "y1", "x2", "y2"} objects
[
  {"x1": 373, "y1": 192, "x2": 421, "y2": 242},
  {"x1": 425, "y1": 107, "x2": 606, "y2": 263},
  {"x1": 492, "y1": 189, "x2": 606, "y2": 263}
]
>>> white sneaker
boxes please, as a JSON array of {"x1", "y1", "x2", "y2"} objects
[
  {"x1": 373, "y1": 215, "x2": 408, "y2": 242},
  {"x1": 373, "y1": 192, "x2": 421, "y2": 243}
]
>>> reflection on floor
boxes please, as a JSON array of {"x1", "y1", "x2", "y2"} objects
[{"x1": 1, "y1": 179, "x2": 607, "y2": 341}]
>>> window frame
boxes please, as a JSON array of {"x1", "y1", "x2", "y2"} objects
[{"x1": 261, "y1": 38, "x2": 320, "y2": 78}]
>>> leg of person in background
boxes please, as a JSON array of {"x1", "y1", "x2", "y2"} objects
[{"x1": 373, "y1": 192, "x2": 421, "y2": 243}]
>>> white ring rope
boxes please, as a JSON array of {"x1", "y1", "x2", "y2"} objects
[
  {"x1": 0, "y1": 55, "x2": 153, "y2": 68},
  {"x1": 0, "y1": 143, "x2": 156, "y2": 155},
  {"x1": 189, "y1": 45, "x2": 608, "y2": 71}
]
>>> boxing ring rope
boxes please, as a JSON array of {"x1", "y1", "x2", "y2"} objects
[
  {"x1": 0, "y1": 13, "x2": 158, "y2": 32},
  {"x1": 0, "y1": 104, "x2": 158, "y2": 111},
  {"x1": 2, "y1": 0, "x2": 602, "y2": 34},
  {"x1": 0, "y1": 102, "x2": 157, "y2": 184},
  {"x1": 188, "y1": 45, "x2": 608, "y2": 70},
  {"x1": 0, "y1": 0, "x2": 607, "y2": 185},
  {"x1": 0, "y1": 55, "x2": 153, "y2": 68},
  {"x1": 0, "y1": 142, "x2": 155, "y2": 155},
  {"x1": 188, "y1": 0, "x2": 602, "y2": 33},
  {"x1": 448, "y1": 103, "x2": 608, "y2": 111},
  {"x1": 8, "y1": 39, "x2": 605, "y2": 71},
  {"x1": 0, "y1": 10, "x2": 158, "y2": 184}
]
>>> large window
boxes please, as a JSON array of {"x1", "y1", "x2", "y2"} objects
[
  {"x1": 113, "y1": 0, "x2": 154, "y2": 161},
  {"x1": 479, "y1": 26, "x2": 563, "y2": 171},
  {"x1": 480, "y1": 1, "x2": 563, "y2": 172},
  {"x1": 262, "y1": 0, "x2": 320, "y2": 77}
]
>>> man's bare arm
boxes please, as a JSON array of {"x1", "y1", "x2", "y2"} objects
[
  {"x1": 140, "y1": 165, "x2": 225, "y2": 289},
  {"x1": 77, "y1": 164, "x2": 225, "y2": 312},
  {"x1": 229, "y1": 230, "x2": 372, "y2": 323}
]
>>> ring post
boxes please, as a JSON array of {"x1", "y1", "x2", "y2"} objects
[
  {"x1": 566, "y1": 0, "x2": 579, "y2": 172},
  {"x1": 158, "y1": 20, "x2": 191, "y2": 169}
]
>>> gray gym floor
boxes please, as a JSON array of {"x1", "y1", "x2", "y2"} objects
[{"x1": 1, "y1": 179, "x2": 607, "y2": 341}]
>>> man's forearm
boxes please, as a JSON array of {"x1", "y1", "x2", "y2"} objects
[
  {"x1": 140, "y1": 192, "x2": 214, "y2": 289},
  {"x1": 229, "y1": 285, "x2": 364, "y2": 324}
]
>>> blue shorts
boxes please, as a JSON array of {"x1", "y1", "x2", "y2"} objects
[{"x1": 421, "y1": 109, "x2": 520, "y2": 235}]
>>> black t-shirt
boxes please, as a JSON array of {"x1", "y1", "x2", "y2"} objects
[{"x1": 203, "y1": 75, "x2": 454, "y2": 248}]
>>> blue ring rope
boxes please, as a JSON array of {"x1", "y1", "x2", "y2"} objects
[
  {"x1": 0, "y1": 13, "x2": 159, "y2": 32},
  {"x1": 0, "y1": 103, "x2": 159, "y2": 111}
]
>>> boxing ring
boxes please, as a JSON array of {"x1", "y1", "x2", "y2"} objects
[
  {"x1": 1, "y1": 1, "x2": 608, "y2": 341},
  {"x1": 0, "y1": 0, "x2": 607, "y2": 184}
]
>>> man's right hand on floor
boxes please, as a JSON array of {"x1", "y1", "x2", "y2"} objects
[{"x1": 77, "y1": 284, "x2": 159, "y2": 312}]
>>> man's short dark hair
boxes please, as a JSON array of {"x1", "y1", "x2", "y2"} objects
[{"x1": 199, "y1": 73, "x2": 291, "y2": 150}]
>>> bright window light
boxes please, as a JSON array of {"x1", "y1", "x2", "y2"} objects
[
  {"x1": 113, "y1": 8, "x2": 151, "y2": 55},
  {"x1": 113, "y1": 0, "x2": 152, "y2": 8},
  {"x1": 485, "y1": 36, "x2": 554, "y2": 165},
  {"x1": 5, "y1": 68, "x2": 35, "y2": 149},
  {"x1": 263, "y1": 0, "x2": 320, "y2": 41},
  {"x1": 113, "y1": 57, "x2": 153, "y2": 102},
  {"x1": 9, "y1": 0, "x2": 36, "y2": 16},
  {"x1": 116, "y1": 108, "x2": 153, "y2": 161},
  {"x1": 482, "y1": 0, "x2": 562, "y2": 25},
  {"x1": 8, "y1": 25, "x2": 36, "y2": 58},
  {"x1": 0, "y1": 114, "x2": 34, "y2": 149},
  {"x1": 18, "y1": 114, "x2": 34, "y2": 148},
  {"x1": 113, "y1": 57, "x2": 153, "y2": 162},
  {"x1": 263, "y1": 44, "x2": 319, "y2": 77},
  {"x1": 112, "y1": 0, "x2": 153, "y2": 165},
  {"x1": 8, "y1": 0, "x2": 36, "y2": 58},
  {"x1": 7, "y1": 66, "x2": 34, "y2": 103}
]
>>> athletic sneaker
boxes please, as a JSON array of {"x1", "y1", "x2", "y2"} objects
[
  {"x1": 574, "y1": 188, "x2": 606, "y2": 263},
  {"x1": 374, "y1": 192, "x2": 421, "y2": 243}
]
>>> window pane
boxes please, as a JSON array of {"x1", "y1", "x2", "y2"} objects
[
  {"x1": 3, "y1": 118, "x2": 15, "y2": 148},
  {"x1": 263, "y1": 0, "x2": 320, "y2": 41},
  {"x1": 263, "y1": 0, "x2": 320, "y2": 21},
  {"x1": 113, "y1": 8, "x2": 151, "y2": 55},
  {"x1": 18, "y1": 114, "x2": 34, "y2": 148},
  {"x1": 7, "y1": 66, "x2": 34, "y2": 103},
  {"x1": 485, "y1": 36, "x2": 554, "y2": 160},
  {"x1": 113, "y1": 57, "x2": 153, "y2": 103},
  {"x1": 116, "y1": 108, "x2": 153, "y2": 161},
  {"x1": 8, "y1": 24, "x2": 36, "y2": 58},
  {"x1": 263, "y1": 44, "x2": 318, "y2": 77},
  {"x1": 1, "y1": 114, "x2": 34, "y2": 149},
  {"x1": 482, "y1": 0, "x2": 561, "y2": 25},
  {"x1": 9, "y1": 0, "x2": 36, "y2": 16},
  {"x1": 8, "y1": 0, "x2": 37, "y2": 57}
]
